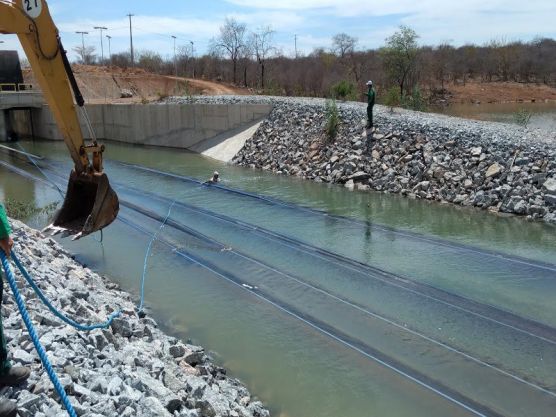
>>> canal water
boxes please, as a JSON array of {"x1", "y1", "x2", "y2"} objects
[
  {"x1": 437, "y1": 101, "x2": 556, "y2": 131},
  {"x1": 1, "y1": 140, "x2": 556, "y2": 417}
]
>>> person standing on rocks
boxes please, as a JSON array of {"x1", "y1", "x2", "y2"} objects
[
  {"x1": 0, "y1": 203, "x2": 31, "y2": 417},
  {"x1": 364, "y1": 80, "x2": 376, "y2": 129}
]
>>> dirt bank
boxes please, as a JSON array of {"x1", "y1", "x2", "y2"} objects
[
  {"x1": 22, "y1": 65, "x2": 246, "y2": 104},
  {"x1": 439, "y1": 81, "x2": 556, "y2": 104}
]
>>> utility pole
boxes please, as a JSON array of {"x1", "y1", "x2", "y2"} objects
[
  {"x1": 294, "y1": 34, "x2": 298, "y2": 59},
  {"x1": 106, "y1": 35, "x2": 112, "y2": 65},
  {"x1": 76, "y1": 31, "x2": 88, "y2": 63},
  {"x1": 94, "y1": 26, "x2": 108, "y2": 63},
  {"x1": 171, "y1": 35, "x2": 177, "y2": 77},
  {"x1": 190, "y1": 40, "x2": 195, "y2": 78},
  {"x1": 127, "y1": 13, "x2": 134, "y2": 66},
  {"x1": 76, "y1": 31, "x2": 88, "y2": 51}
]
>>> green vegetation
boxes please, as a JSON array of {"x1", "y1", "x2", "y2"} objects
[
  {"x1": 384, "y1": 86, "x2": 401, "y2": 111},
  {"x1": 331, "y1": 80, "x2": 356, "y2": 101},
  {"x1": 382, "y1": 85, "x2": 427, "y2": 112},
  {"x1": 261, "y1": 80, "x2": 284, "y2": 96},
  {"x1": 514, "y1": 108, "x2": 533, "y2": 127},
  {"x1": 324, "y1": 99, "x2": 340, "y2": 141},
  {"x1": 380, "y1": 26, "x2": 419, "y2": 98},
  {"x1": 4, "y1": 199, "x2": 58, "y2": 221},
  {"x1": 402, "y1": 86, "x2": 428, "y2": 112}
]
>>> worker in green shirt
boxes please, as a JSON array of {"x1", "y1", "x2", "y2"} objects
[
  {"x1": 0, "y1": 203, "x2": 31, "y2": 417},
  {"x1": 364, "y1": 80, "x2": 375, "y2": 129}
]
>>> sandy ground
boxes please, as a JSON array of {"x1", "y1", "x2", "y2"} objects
[
  {"x1": 445, "y1": 81, "x2": 556, "y2": 104},
  {"x1": 23, "y1": 64, "x2": 246, "y2": 104}
]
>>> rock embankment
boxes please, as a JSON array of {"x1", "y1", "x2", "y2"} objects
[
  {"x1": 1, "y1": 220, "x2": 269, "y2": 417},
  {"x1": 173, "y1": 95, "x2": 556, "y2": 225}
]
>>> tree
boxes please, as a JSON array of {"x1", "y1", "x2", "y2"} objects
[
  {"x1": 73, "y1": 45, "x2": 97, "y2": 65},
  {"x1": 137, "y1": 50, "x2": 164, "y2": 73},
  {"x1": 177, "y1": 45, "x2": 192, "y2": 77},
  {"x1": 380, "y1": 25, "x2": 419, "y2": 97},
  {"x1": 251, "y1": 26, "x2": 276, "y2": 89},
  {"x1": 332, "y1": 33, "x2": 357, "y2": 58},
  {"x1": 111, "y1": 52, "x2": 132, "y2": 68},
  {"x1": 432, "y1": 43, "x2": 454, "y2": 89},
  {"x1": 210, "y1": 18, "x2": 247, "y2": 84},
  {"x1": 240, "y1": 39, "x2": 253, "y2": 87}
]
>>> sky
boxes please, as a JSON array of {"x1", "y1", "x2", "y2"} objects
[{"x1": 1, "y1": 0, "x2": 555, "y2": 62}]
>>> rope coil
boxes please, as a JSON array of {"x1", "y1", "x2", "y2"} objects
[
  {"x1": 1, "y1": 250, "x2": 76, "y2": 417},
  {"x1": 1, "y1": 248, "x2": 124, "y2": 416}
]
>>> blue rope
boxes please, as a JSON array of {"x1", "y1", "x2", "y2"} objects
[
  {"x1": 14, "y1": 143, "x2": 65, "y2": 198},
  {"x1": 1, "y1": 250, "x2": 77, "y2": 417},
  {"x1": 10, "y1": 251, "x2": 121, "y2": 331},
  {"x1": 137, "y1": 201, "x2": 175, "y2": 314}
]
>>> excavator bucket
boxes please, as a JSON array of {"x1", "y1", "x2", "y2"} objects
[{"x1": 51, "y1": 171, "x2": 119, "y2": 239}]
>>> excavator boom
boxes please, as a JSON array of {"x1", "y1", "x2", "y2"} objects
[{"x1": 0, "y1": 0, "x2": 119, "y2": 238}]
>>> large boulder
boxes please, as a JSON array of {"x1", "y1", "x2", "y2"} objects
[
  {"x1": 485, "y1": 163, "x2": 503, "y2": 179},
  {"x1": 542, "y1": 178, "x2": 556, "y2": 194}
]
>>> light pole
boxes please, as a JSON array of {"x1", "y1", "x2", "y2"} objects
[
  {"x1": 75, "y1": 31, "x2": 88, "y2": 62},
  {"x1": 127, "y1": 14, "x2": 134, "y2": 66},
  {"x1": 190, "y1": 40, "x2": 195, "y2": 78},
  {"x1": 106, "y1": 35, "x2": 112, "y2": 65},
  {"x1": 171, "y1": 35, "x2": 177, "y2": 77},
  {"x1": 94, "y1": 26, "x2": 108, "y2": 63}
]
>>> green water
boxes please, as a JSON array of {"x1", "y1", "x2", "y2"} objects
[
  {"x1": 438, "y1": 101, "x2": 556, "y2": 130},
  {"x1": 1, "y1": 140, "x2": 556, "y2": 417}
]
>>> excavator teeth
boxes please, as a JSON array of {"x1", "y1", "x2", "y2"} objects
[
  {"x1": 42, "y1": 224, "x2": 68, "y2": 237},
  {"x1": 41, "y1": 224, "x2": 53, "y2": 234}
]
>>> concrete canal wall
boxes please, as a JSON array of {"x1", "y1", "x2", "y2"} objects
[{"x1": 12, "y1": 102, "x2": 272, "y2": 150}]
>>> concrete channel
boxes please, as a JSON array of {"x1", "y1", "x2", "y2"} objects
[{"x1": 1, "y1": 96, "x2": 272, "y2": 157}]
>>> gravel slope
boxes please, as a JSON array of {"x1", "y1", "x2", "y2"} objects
[
  {"x1": 1, "y1": 220, "x2": 269, "y2": 417},
  {"x1": 167, "y1": 95, "x2": 556, "y2": 224}
]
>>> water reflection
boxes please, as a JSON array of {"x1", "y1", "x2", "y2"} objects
[{"x1": 437, "y1": 101, "x2": 556, "y2": 131}]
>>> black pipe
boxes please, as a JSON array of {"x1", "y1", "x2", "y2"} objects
[{"x1": 59, "y1": 39, "x2": 85, "y2": 107}]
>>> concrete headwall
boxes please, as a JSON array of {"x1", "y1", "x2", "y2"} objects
[{"x1": 28, "y1": 103, "x2": 273, "y2": 149}]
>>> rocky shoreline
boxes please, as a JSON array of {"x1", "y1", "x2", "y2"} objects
[
  {"x1": 167, "y1": 95, "x2": 556, "y2": 225},
  {"x1": 1, "y1": 219, "x2": 269, "y2": 417}
]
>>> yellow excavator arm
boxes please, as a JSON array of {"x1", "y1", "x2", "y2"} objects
[{"x1": 0, "y1": 0, "x2": 118, "y2": 238}]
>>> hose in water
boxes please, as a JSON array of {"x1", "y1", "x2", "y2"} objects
[{"x1": 137, "y1": 201, "x2": 175, "y2": 314}]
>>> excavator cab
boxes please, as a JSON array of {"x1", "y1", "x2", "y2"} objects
[{"x1": 53, "y1": 171, "x2": 119, "y2": 238}]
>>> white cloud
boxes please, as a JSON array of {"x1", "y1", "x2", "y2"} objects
[
  {"x1": 225, "y1": 0, "x2": 556, "y2": 45},
  {"x1": 58, "y1": 16, "x2": 220, "y2": 40},
  {"x1": 224, "y1": 11, "x2": 306, "y2": 31}
]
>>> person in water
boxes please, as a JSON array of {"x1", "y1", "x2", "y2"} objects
[{"x1": 205, "y1": 171, "x2": 220, "y2": 185}]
